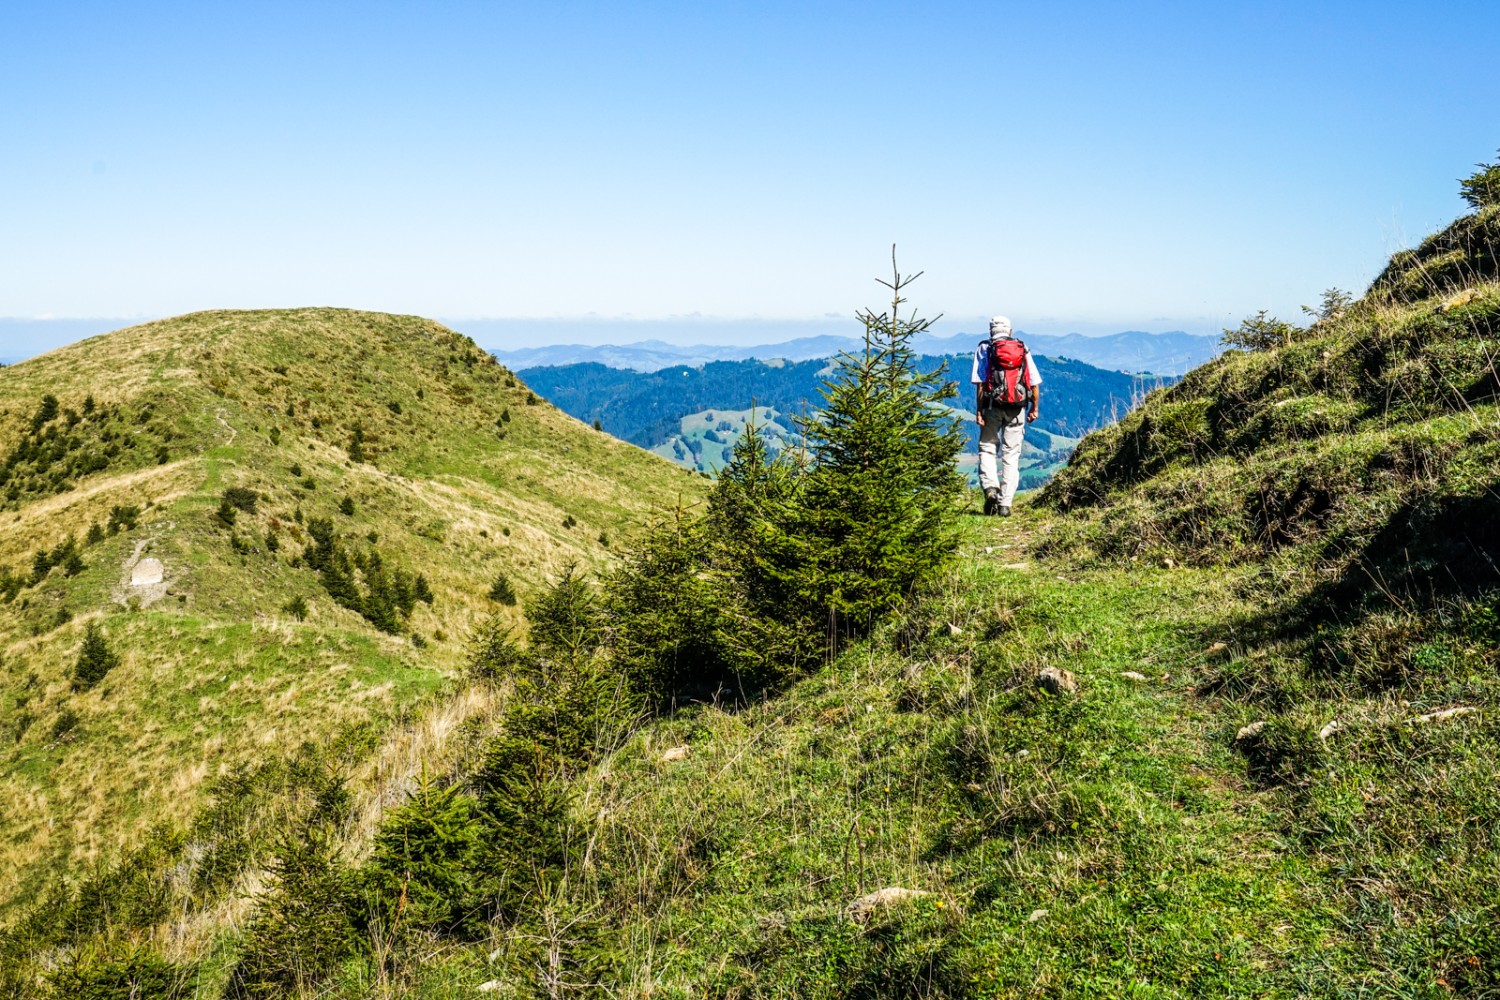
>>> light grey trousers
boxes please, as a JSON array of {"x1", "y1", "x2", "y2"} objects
[{"x1": 977, "y1": 405, "x2": 1026, "y2": 504}]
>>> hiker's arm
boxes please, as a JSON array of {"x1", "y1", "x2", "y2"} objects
[
  {"x1": 975, "y1": 383, "x2": 985, "y2": 426},
  {"x1": 1028, "y1": 386, "x2": 1041, "y2": 423}
]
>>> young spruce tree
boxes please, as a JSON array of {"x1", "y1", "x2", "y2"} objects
[{"x1": 789, "y1": 251, "x2": 965, "y2": 641}]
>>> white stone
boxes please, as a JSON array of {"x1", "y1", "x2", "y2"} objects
[
  {"x1": 660, "y1": 745, "x2": 690, "y2": 762},
  {"x1": 1121, "y1": 671, "x2": 1148, "y2": 682},
  {"x1": 1235, "y1": 721, "x2": 1266, "y2": 742},
  {"x1": 131, "y1": 558, "x2": 164, "y2": 586}
]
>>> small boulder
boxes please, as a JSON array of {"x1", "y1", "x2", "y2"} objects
[
  {"x1": 846, "y1": 887, "x2": 929, "y2": 923},
  {"x1": 1318, "y1": 720, "x2": 1343, "y2": 741},
  {"x1": 1121, "y1": 671, "x2": 1148, "y2": 683},
  {"x1": 660, "y1": 745, "x2": 691, "y2": 762},
  {"x1": 1037, "y1": 666, "x2": 1077, "y2": 696},
  {"x1": 948, "y1": 622, "x2": 963, "y2": 637},
  {"x1": 1028, "y1": 908, "x2": 1049, "y2": 923},
  {"x1": 1234, "y1": 720, "x2": 1265, "y2": 744},
  {"x1": 131, "y1": 558, "x2": 165, "y2": 587},
  {"x1": 1206, "y1": 641, "x2": 1229, "y2": 658}
]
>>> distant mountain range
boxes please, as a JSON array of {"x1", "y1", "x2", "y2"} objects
[{"x1": 493, "y1": 328, "x2": 1220, "y2": 376}]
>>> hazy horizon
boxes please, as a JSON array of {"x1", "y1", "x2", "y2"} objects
[{"x1": 0, "y1": 312, "x2": 1222, "y2": 365}]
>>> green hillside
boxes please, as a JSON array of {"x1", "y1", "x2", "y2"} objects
[{"x1": 0, "y1": 309, "x2": 699, "y2": 920}]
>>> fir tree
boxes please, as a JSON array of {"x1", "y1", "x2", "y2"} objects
[
  {"x1": 787, "y1": 251, "x2": 965, "y2": 640},
  {"x1": 1459, "y1": 148, "x2": 1500, "y2": 210},
  {"x1": 31, "y1": 394, "x2": 59, "y2": 432},
  {"x1": 488, "y1": 572, "x2": 518, "y2": 606},
  {"x1": 347, "y1": 425, "x2": 366, "y2": 463},
  {"x1": 319, "y1": 549, "x2": 363, "y2": 614},
  {"x1": 704, "y1": 413, "x2": 818, "y2": 677},
  {"x1": 228, "y1": 828, "x2": 360, "y2": 996},
  {"x1": 31, "y1": 548, "x2": 54, "y2": 585},
  {"x1": 526, "y1": 565, "x2": 604, "y2": 665},
  {"x1": 73, "y1": 621, "x2": 120, "y2": 690},
  {"x1": 606, "y1": 504, "x2": 736, "y2": 704}
]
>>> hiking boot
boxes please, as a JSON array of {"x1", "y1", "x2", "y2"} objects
[
  {"x1": 983, "y1": 489, "x2": 1001, "y2": 515},
  {"x1": 998, "y1": 505, "x2": 1012, "y2": 517}
]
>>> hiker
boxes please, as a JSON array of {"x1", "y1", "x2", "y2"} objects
[{"x1": 972, "y1": 316, "x2": 1041, "y2": 516}]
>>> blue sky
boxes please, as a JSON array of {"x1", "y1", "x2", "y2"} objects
[{"x1": 2, "y1": 0, "x2": 1496, "y2": 354}]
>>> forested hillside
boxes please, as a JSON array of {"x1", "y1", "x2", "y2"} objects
[{"x1": 520, "y1": 353, "x2": 1163, "y2": 485}]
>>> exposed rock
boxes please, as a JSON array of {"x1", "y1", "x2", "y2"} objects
[
  {"x1": 1037, "y1": 666, "x2": 1077, "y2": 696},
  {"x1": 1162, "y1": 557, "x2": 1175, "y2": 569},
  {"x1": 116, "y1": 537, "x2": 173, "y2": 609},
  {"x1": 1318, "y1": 720, "x2": 1343, "y2": 740},
  {"x1": 1234, "y1": 721, "x2": 1266, "y2": 744},
  {"x1": 846, "y1": 887, "x2": 929, "y2": 922},
  {"x1": 1028, "y1": 908, "x2": 1049, "y2": 923},
  {"x1": 130, "y1": 558, "x2": 164, "y2": 586},
  {"x1": 477, "y1": 982, "x2": 502, "y2": 993},
  {"x1": 1121, "y1": 671, "x2": 1148, "y2": 682},
  {"x1": 1206, "y1": 641, "x2": 1229, "y2": 657},
  {"x1": 948, "y1": 622, "x2": 963, "y2": 637},
  {"x1": 1408, "y1": 706, "x2": 1476, "y2": 726},
  {"x1": 660, "y1": 745, "x2": 691, "y2": 762},
  {"x1": 1001, "y1": 562, "x2": 1032, "y2": 571}
]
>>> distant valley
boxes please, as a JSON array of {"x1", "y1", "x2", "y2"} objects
[{"x1": 519, "y1": 352, "x2": 1169, "y2": 488}]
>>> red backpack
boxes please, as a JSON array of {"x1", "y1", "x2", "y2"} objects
[{"x1": 983, "y1": 337, "x2": 1032, "y2": 407}]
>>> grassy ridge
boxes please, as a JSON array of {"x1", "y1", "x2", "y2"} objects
[{"x1": 0, "y1": 308, "x2": 699, "y2": 915}]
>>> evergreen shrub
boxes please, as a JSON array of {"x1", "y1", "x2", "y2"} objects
[
  {"x1": 487, "y1": 572, "x2": 517, "y2": 606},
  {"x1": 45, "y1": 947, "x2": 192, "y2": 1000},
  {"x1": 72, "y1": 622, "x2": 118, "y2": 690}
]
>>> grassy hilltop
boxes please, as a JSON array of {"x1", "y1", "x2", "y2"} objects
[{"x1": 0, "y1": 308, "x2": 699, "y2": 916}]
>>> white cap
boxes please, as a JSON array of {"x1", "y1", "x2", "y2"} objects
[{"x1": 989, "y1": 316, "x2": 1013, "y2": 337}]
